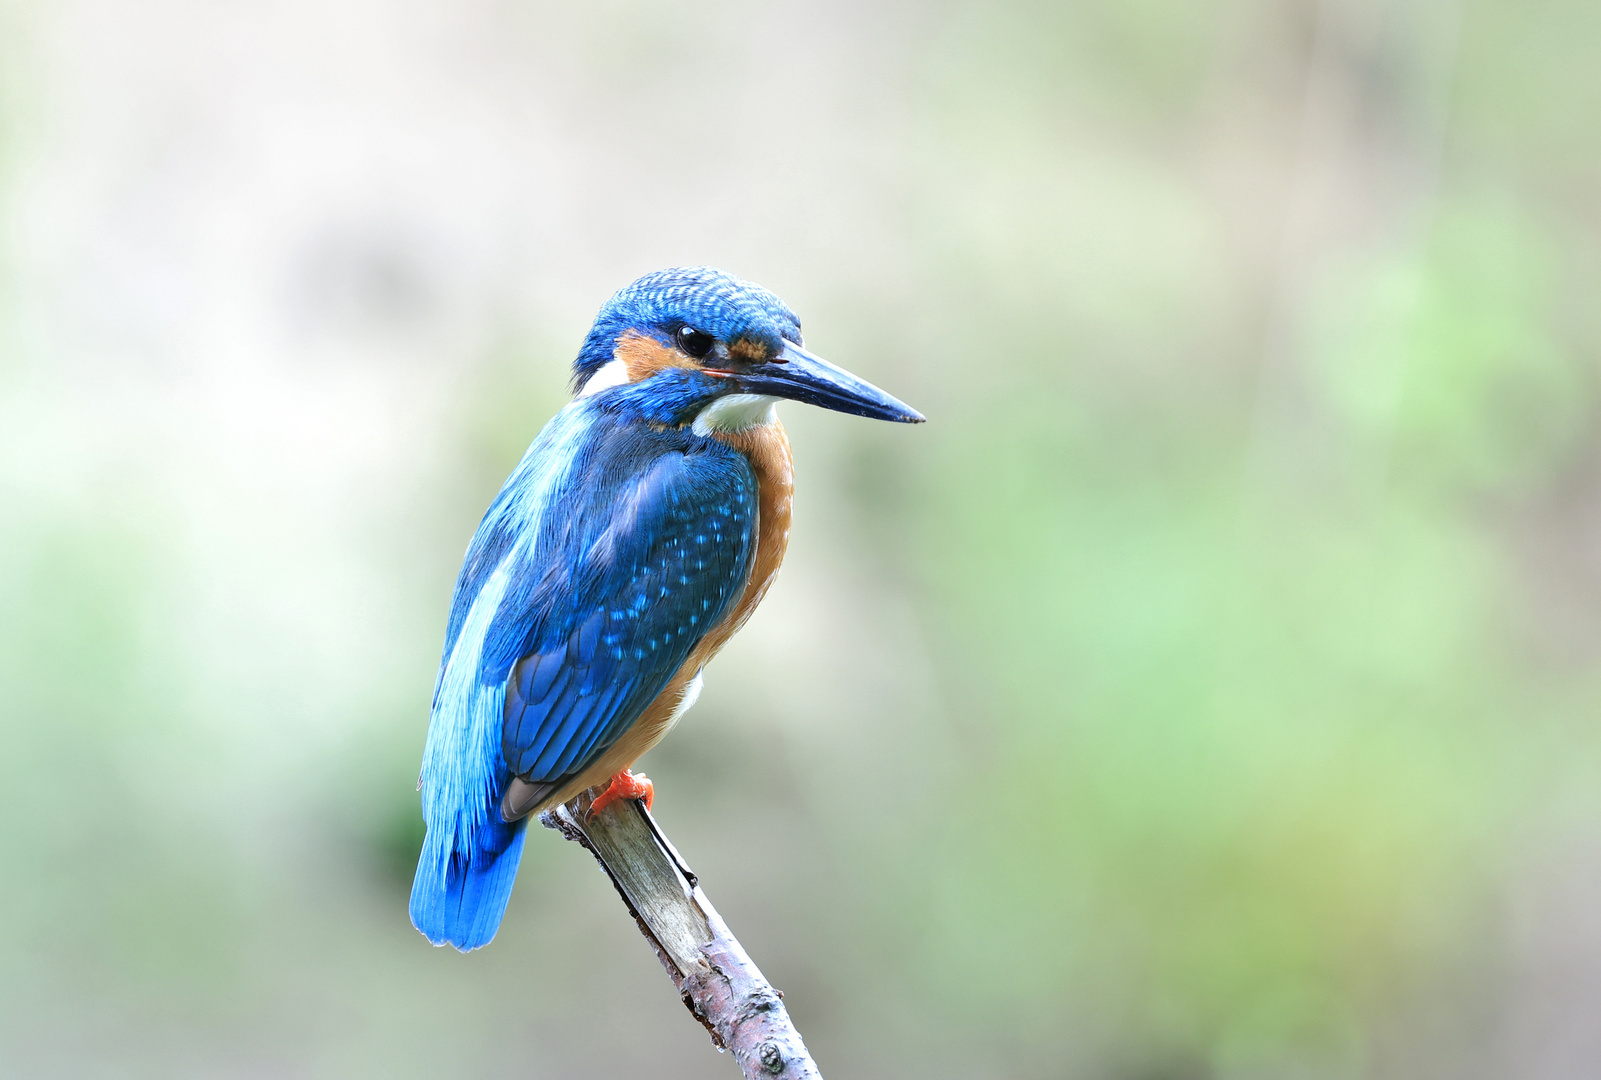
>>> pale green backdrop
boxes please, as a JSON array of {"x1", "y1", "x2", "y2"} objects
[{"x1": 3, "y1": 0, "x2": 1600, "y2": 1076}]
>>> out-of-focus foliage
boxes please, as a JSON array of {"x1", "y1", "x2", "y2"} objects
[{"x1": 3, "y1": 0, "x2": 1601, "y2": 1077}]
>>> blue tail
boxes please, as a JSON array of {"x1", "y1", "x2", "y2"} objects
[{"x1": 410, "y1": 811, "x2": 528, "y2": 951}]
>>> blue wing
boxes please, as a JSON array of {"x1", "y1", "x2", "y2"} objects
[
  {"x1": 411, "y1": 404, "x2": 755, "y2": 950},
  {"x1": 491, "y1": 432, "x2": 756, "y2": 793}
]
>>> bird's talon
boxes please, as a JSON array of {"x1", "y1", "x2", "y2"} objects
[{"x1": 590, "y1": 769, "x2": 654, "y2": 816}]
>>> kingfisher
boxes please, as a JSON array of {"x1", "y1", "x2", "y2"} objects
[{"x1": 410, "y1": 266, "x2": 923, "y2": 950}]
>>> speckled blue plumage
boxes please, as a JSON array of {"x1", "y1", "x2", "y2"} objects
[{"x1": 490, "y1": 415, "x2": 754, "y2": 780}]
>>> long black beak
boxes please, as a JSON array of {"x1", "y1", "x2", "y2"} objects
[{"x1": 718, "y1": 341, "x2": 925, "y2": 423}]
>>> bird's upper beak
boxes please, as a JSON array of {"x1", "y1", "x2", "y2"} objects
[{"x1": 714, "y1": 341, "x2": 924, "y2": 423}]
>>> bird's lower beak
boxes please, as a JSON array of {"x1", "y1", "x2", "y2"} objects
[{"x1": 719, "y1": 341, "x2": 924, "y2": 423}]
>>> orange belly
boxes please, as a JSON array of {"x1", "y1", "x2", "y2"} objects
[{"x1": 519, "y1": 421, "x2": 794, "y2": 813}]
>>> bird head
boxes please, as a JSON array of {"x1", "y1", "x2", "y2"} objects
[{"x1": 571, "y1": 266, "x2": 924, "y2": 431}]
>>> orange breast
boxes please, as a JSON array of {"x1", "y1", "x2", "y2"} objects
[
  {"x1": 689, "y1": 421, "x2": 794, "y2": 654},
  {"x1": 523, "y1": 421, "x2": 794, "y2": 813}
]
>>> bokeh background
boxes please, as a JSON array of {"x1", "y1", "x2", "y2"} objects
[{"x1": 3, "y1": 0, "x2": 1600, "y2": 1076}]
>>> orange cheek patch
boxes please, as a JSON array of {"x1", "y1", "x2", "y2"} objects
[
  {"x1": 615, "y1": 330, "x2": 697, "y2": 382},
  {"x1": 728, "y1": 337, "x2": 772, "y2": 363}
]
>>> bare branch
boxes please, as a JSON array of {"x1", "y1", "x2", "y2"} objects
[{"x1": 541, "y1": 789, "x2": 823, "y2": 1079}]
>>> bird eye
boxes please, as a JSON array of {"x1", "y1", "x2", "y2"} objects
[{"x1": 675, "y1": 325, "x2": 715, "y2": 360}]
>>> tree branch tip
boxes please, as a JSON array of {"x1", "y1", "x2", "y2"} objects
[{"x1": 542, "y1": 785, "x2": 824, "y2": 1078}]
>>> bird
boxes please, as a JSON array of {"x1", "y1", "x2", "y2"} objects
[{"x1": 410, "y1": 266, "x2": 923, "y2": 950}]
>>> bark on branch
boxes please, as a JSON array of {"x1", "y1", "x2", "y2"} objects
[{"x1": 540, "y1": 788, "x2": 823, "y2": 1079}]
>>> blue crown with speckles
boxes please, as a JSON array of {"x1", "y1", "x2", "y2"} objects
[{"x1": 571, "y1": 267, "x2": 803, "y2": 389}]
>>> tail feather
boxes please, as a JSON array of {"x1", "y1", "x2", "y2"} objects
[
  {"x1": 414, "y1": 563, "x2": 526, "y2": 950},
  {"x1": 410, "y1": 813, "x2": 528, "y2": 951}
]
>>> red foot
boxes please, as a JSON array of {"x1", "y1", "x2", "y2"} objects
[{"x1": 590, "y1": 769, "x2": 654, "y2": 815}]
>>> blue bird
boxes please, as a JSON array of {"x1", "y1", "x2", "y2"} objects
[{"x1": 410, "y1": 266, "x2": 923, "y2": 950}]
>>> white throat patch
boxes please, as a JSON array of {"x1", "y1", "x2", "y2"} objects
[
  {"x1": 577, "y1": 358, "x2": 630, "y2": 397},
  {"x1": 692, "y1": 394, "x2": 779, "y2": 436}
]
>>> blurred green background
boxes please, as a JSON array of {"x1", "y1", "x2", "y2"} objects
[{"x1": 4, "y1": 0, "x2": 1601, "y2": 1076}]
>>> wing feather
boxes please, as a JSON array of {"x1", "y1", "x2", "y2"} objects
[{"x1": 484, "y1": 428, "x2": 757, "y2": 790}]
